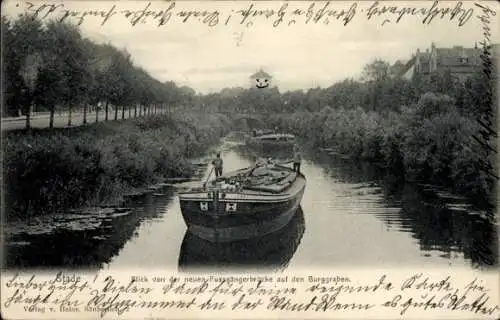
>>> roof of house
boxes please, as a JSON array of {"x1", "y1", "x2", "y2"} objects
[
  {"x1": 394, "y1": 43, "x2": 499, "y2": 80},
  {"x1": 435, "y1": 46, "x2": 481, "y2": 67},
  {"x1": 404, "y1": 44, "x2": 487, "y2": 77},
  {"x1": 400, "y1": 56, "x2": 416, "y2": 76},
  {"x1": 391, "y1": 56, "x2": 417, "y2": 78}
]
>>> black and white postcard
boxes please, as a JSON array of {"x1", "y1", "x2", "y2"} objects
[{"x1": 1, "y1": 0, "x2": 499, "y2": 319}]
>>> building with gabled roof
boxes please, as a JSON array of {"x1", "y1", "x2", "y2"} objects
[
  {"x1": 398, "y1": 42, "x2": 484, "y2": 82},
  {"x1": 390, "y1": 58, "x2": 416, "y2": 79}
]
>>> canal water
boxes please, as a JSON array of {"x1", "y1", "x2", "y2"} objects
[{"x1": 3, "y1": 140, "x2": 498, "y2": 272}]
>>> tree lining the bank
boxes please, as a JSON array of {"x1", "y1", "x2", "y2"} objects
[
  {"x1": 195, "y1": 58, "x2": 495, "y2": 211},
  {"x1": 2, "y1": 14, "x2": 197, "y2": 128}
]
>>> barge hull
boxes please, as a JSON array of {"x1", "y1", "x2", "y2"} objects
[{"x1": 182, "y1": 188, "x2": 304, "y2": 242}]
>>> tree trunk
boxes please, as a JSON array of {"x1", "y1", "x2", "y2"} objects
[
  {"x1": 67, "y1": 105, "x2": 72, "y2": 127},
  {"x1": 95, "y1": 104, "x2": 99, "y2": 123},
  {"x1": 25, "y1": 104, "x2": 31, "y2": 130},
  {"x1": 122, "y1": 105, "x2": 125, "y2": 120},
  {"x1": 134, "y1": 104, "x2": 137, "y2": 118},
  {"x1": 114, "y1": 104, "x2": 118, "y2": 120},
  {"x1": 128, "y1": 106, "x2": 131, "y2": 118},
  {"x1": 105, "y1": 101, "x2": 109, "y2": 121},
  {"x1": 49, "y1": 105, "x2": 55, "y2": 128},
  {"x1": 83, "y1": 104, "x2": 88, "y2": 125}
]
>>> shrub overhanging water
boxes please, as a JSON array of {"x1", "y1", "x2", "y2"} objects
[
  {"x1": 3, "y1": 113, "x2": 230, "y2": 219},
  {"x1": 268, "y1": 92, "x2": 493, "y2": 207}
]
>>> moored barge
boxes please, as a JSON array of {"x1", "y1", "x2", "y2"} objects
[{"x1": 178, "y1": 160, "x2": 306, "y2": 242}]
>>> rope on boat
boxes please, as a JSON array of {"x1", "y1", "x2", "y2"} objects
[
  {"x1": 203, "y1": 167, "x2": 214, "y2": 189},
  {"x1": 196, "y1": 158, "x2": 296, "y2": 192}
]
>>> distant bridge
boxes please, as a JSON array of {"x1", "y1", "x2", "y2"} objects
[
  {"x1": 190, "y1": 111, "x2": 283, "y2": 129},
  {"x1": 219, "y1": 112, "x2": 268, "y2": 128}
]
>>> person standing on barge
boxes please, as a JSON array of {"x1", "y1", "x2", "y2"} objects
[
  {"x1": 293, "y1": 145, "x2": 302, "y2": 174},
  {"x1": 212, "y1": 153, "x2": 223, "y2": 177}
]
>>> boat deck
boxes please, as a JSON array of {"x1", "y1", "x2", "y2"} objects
[
  {"x1": 257, "y1": 133, "x2": 295, "y2": 139},
  {"x1": 179, "y1": 163, "x2": 306, "y2": 202},
  {"x1": 208, "y1": 164, "x2": 299, "y2": 192}
]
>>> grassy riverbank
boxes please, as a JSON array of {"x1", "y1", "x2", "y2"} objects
[
  {"x1": 3, "y1": 112, "x2": 230, "y2": 220},
  {"x1": 270, "y1": 92, "x2": 494, "y2": 208}
]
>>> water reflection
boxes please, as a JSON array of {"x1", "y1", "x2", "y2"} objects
[
  {"x1": 4, "y1": 188, "x2": 174, "y2": 270},
  {"x1": 3, "y1": 141, "x2": 497, "y2": 270},
  {"x1": 307, "y1": 150, "x2": 498, "y2": 269},
  {"x1": 233, "y1": 144, "x2": 293, "y2": 162},
  {"x1": 178, "y1": 207, "x2": 305, "y2": 272},
  {"x1": 309, "y1": 150, "x2": 386, "y2": 184},
  {"x1": 391, "y1": 184, "x2": 497, "y2": 268}
]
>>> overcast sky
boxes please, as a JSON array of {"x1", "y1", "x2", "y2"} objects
[{"x1": 3, "y1": 0, "x2": 499, "y2": 93}]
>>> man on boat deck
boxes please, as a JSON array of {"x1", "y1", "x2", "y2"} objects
[
  {"x1": 293, "y1": 146, "x2": 302, "y2": 174},
  {"x1": 212, "y1": 153, "x2": 223, "y2": 177}
]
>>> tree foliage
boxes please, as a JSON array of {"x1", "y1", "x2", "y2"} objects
[
  {"x1": 362, "y1": 58, "x2": 391, "y2": 82},
  {"x1": 1, "y1": 14, "x2": 195, "y2": 120},
  {"x1": 194, "y1": 58, "x2": 494, "y2": 206},
  {"x1": 197, "y1": 58, "x2": 485, "y2": 117}
]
